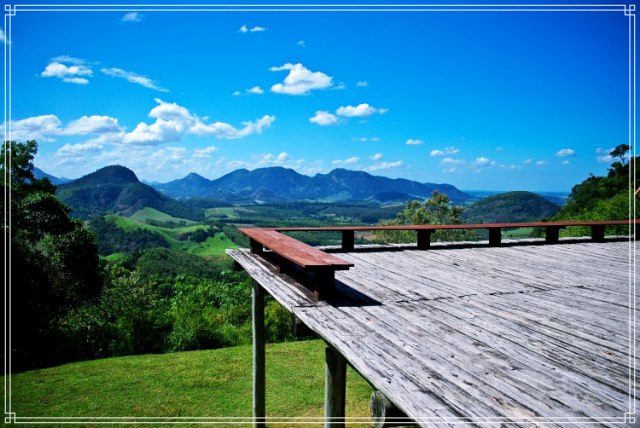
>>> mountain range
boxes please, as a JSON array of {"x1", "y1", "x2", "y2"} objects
[{"x1": 154, "y1": 167, "x2": 471, "y2": 204}]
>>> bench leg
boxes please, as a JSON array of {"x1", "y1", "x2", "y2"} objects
[
  {"x1": 489, "y1": 228, "x2": 502, "y2": 246},
  {"x1": 370, "y1": 391, "x2": 417, "y2": 427},
  {"x1": 252, "y1": 282, "x2": 266, "y2": 427},
  {"x1": 341, "y1": 230, "x2": 355, "y2": 251},
  {"x1": 314, "y1": 270, "x2": 336, "y2": 302},
  {"x1": 325, "y1": 345, "x2": 347, "y2": 428},
  {"x1": 250, "y1": 238, "x2": 263, "y2": 255}
]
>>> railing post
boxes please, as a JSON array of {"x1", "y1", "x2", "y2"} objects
[
  {"x1": 488, "y1": 228, "x2": 502, "y2": 246},
  {"x1": 314, "y1": 270, "x2": 336, "y2": 301},
  {"x1": 546, "y1": 226, "x2": 560, "y2": 244},
  {"x1": 250, "y1": 238, "x2": 263, "y2": 255},
  {"x1": 252, "y1": 281, "x2": 266, "y2": 427},
  {"x1": 591, "y1": 225, "x2": 606, "y2": 242},
  {"x1": 341, "y1": 230, "x2": 355, "y2": 251},
  {"x1": 416, "y1": 229, "x2": 432, "y2": 249},
  {"x1": 325, "y1": 345, "x2": 347, "y2": 428}
]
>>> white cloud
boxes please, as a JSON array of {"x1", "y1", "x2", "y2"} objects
[
  {"x1": 332, "y1": 156, "x2": 360, "y2": 166},
  {"x1": 441, "y1": 157, "x2": 463, "y2": 165},
  {"x1": 149, "y1": 98, "x2": 194, "y2": 123},
  {"x1": 523, "y1": 159, "x2": 532, "y2": 164},
  {"x1": 123, "y1": 119, "x2": 182, "y2": 145},
  {"x1": 0, "y1": 29, "x2": 7, "y2": 45},
  {"x1": 122, "y1": 12, "x2": 143, "y2": 22},
  {"x1": 64, "y1": 115, "x2": 122, "y2": 135},
  {"x1": 596, "y1": 155, "x2": 613, "y2": 163},
  {"x1": 562, "y1": 160, "x2": 570, "y2": 165},
  {"x1": 247, "y1": 86, "x2": 264, "y2": 94},
  {"x1": 371, "y1": 137, "x2": 380, "y2": 142},
  {"x1": 8, "y1": 114, "x2": 63, "y2": 142},
  {"x1": 368, "y1": 160, "x2": 403, "y2": 171},
  {"x1": 270, "y1": 63, "x2": 333, "y2": 95},
  {"x1": 595, "y1": 147, "x2": 614, "y2": 154},
  {"x1": 356, "y1": 81, "x2": 368, "y2": 87},
  {"x1": 193, "y1": 146, "x2": 218, "y2": 158},
  {"x1": 473, "y1": 157, "x2": 495, "y2": 167},
  {"x1": 41, "y1": 61, "x2": 93, "y2": 84},
  {"x1": 309, "y1": 111, "x2": 339, "y2": 126},
  {"x1": 336, "y1": 103, "x2": 387, "y2": 117},
  {"x1": 406, "y1": 139, "x2": 424, "y2": 145},
  {"x1": 233, "y1": 91, "x2": 242, "y2": 96},
  {"x1": 101, "y1": 67, "x2": 168, "y2": 92},
  {"x1": 189, "y1": 115, "x2": 276, "y2": 140},
  {"x1": 535, "y1": 160, "x2": 549, "y2": 166},
  {"x1": 55, "y1": 142, "x2": 104, "y2": 157},
  {"x1": 555, "y1": 148, "x2": 576, "y2": 157},
  {"x1": 297, "y1": 40, "x2": 306, "y2": 48},
  {"x1": 240, "y1": 25, "x2": 266, "y2": 33},
  {"x1": 369, "y1": 153, "x2": 383, "y2": 161},
  {"x1": 277, "y1": 152, "x2": 290, "y2": 162},
  {"x1": 431, "y1": 146, "x2": 459, "y2": 156}
]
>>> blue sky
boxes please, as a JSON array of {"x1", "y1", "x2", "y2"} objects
[{"x1": 5, "y1": 4, "x2": 631, "y2": 191}]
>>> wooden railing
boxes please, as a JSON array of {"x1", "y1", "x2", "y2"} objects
[
  {"x1": 273, "y1": 220, "x2": 636, "y2": 250},
  {"x1": 240, "y1": 220, "x2": 635, "y2": 300}
]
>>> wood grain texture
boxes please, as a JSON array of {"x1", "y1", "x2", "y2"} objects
[{"x1": 228, "y1": 241, "x2": 638, "y2": 427}]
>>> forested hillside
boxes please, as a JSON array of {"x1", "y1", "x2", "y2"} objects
[{"x1": 461, "y1": 191, "x2": 559, "y2": 224}]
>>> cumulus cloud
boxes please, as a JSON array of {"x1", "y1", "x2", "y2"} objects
[
  {"x1": 270, "y1": 63, "x2": 333, "y2": 95},
  {"x1": 473, "y1": 157, "x2": 495, "y2": 167},
  {"x1": 192, "y1": 146, "x2": 218, "y2": 158},
  {"x1": 369, "y1": 153, "x2": 383, "y2": 161},
  {"x1": 55, "y1": 142, "x2": 104, "y2": 157},
  {"x1": 441, "y1": 157, "x2": 463, "y2": 165},
  {"x1": 247, "y1": 86, "x2": 264, "y2": 94},
  {"x1": 356, "y1": 81, "x2": 368, "y2": 87},
  {"x1": 0, "y1": 29, "x2": 7, "y2": 45},
  {"x1": 240, "y1": 25, "x2": 267, "y2": 33},
  {"x1": 189, "y1": 115, "x2": 275, "y2": 140},
  {"x1": 297, "y1": 40, "x2": 306, "y2": 48},
  {"x1": 535, "y1": 160, "x2": 549, "y2": 166},
  {"x1": 336, "y1": 103, "x2": 387, "y2": 117},
  {"x1": 368, "y1": 161, "x2": 403, "y2": 171},
  {"x1": 41, "y1": 60, "x2": 93, "y2": 84},
  {"x1": 309, "y1": 111, "x2": 339, "y2": 126},
  {"x1": 431, "y1": 146, "x2": 459, "y2": 156},
  {"x1": 555, "y1": 148, "x2": 576, "y2": 157},
  {"x1": 64, "y1": 115, "x2": 122, "y2": 135},
  {"x1": 101, "y1": 67, "x2": 168, "y2": 92},
  {"x1": 8, "y1": 114, "x2": 63, "y2": 142},
  {"x1": 406, "y1": 139, "x2": 424, "y2": 145},
  {"x1": 122, "y1": 12, "x2": 143, "y2": 22},
  {"x1": 332, "y1": 156, "x2": 360, "y2": 166},
  {"x1": 596, "y1": 155, "x2": 613, "y2": 163}
]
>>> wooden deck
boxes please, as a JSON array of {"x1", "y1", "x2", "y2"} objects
[{"x1": 228, "y1": 239, "x2": 638, "y2": 427}]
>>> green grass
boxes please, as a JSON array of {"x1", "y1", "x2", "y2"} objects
[
  {"x1": 129, "y1": 207, "x2": 196, "y2": 226},
  {"x1": 205, "y1": 207, "x2": 241, "y2": 220},
  {"x1": 104, "y1": 252, "x2": 127, "y2": 263},
  {"x1": 10, "y1": 340, "x2": 373, "y2": 425},
  {"x1": 186, "y1": 233, "x2": 239, "y2": 258}
]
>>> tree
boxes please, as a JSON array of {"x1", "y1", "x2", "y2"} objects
[
  {"x1": 376, "y1": 191, "x2": 470, "y2": 243},
  {"x1": 3, "y1": 140, "x2": 104, "y2": 370}
]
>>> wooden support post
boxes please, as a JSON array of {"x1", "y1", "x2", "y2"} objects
[
  {"x1": 370, "y1": 391, "x2": 417, "y2": 428},
  {"x1": 341, "y1": 230, "x2": 355, "y2": 251},
  {"x1": 314, "y1": 270, "x2": 336, "y2": 302},
  {"x1": 291, "y1": 314, "x2": 316, "y2": 338},
  {"x1": 252, "y1": 281, "x2": 266, "y2": 428},
  {"x1": 250, "y1": 238, "x2": 263, "y2": 255},
  {"x1": 591, "y1": 225, "x2": 606, "y2": 242},
  {"x1": 546, "y1": 226, "x2": 560, "y2": 244},
  {"x1": 416, "y1": 230, "x2": 432, "y2": 249},
  {"x1": 488, "y1": 228, "x2": 502, "y2": 246},
  {"x1": 325, "y1": 345, "x2": 347, "y2": 428}
]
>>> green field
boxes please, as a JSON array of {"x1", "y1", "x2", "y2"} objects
[
  {"x1": 10, "y1": 340, "x2": 373, "y2": 425},
  {"x1": 186, "y1": 233, "x2": 238, "y2": 257},
  {"x1": 129, "y1": 207, "x2": 197, "y2": 226}
]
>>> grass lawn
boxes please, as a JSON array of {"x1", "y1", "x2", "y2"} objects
[
  {"x1": 186, "y1": 233, "x2": 239, "y2": 258},
  {"x1": 129, "y1": 208, "x2": 197, "y2": 226},
  {"x1": 9, "y1": 340, "x2": 374, "y2": 426}
]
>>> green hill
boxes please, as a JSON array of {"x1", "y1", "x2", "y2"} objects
[
  {"x1": 57, "y1": 165, "x2": 203, "y2": 220},
  {"x1": 9, "y1": 340, "x2": 372, "y2": 422},
  {"x1": 462, "y1": 191, "x2": 559, "y2": 224}
]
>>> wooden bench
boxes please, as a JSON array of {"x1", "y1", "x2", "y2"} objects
[
  {"x1": 276, "y1": 220, "x2": 636, "y2": 251},
  {"x1": 239, "y1": 228, "x2": 354, "y2": 301}
]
